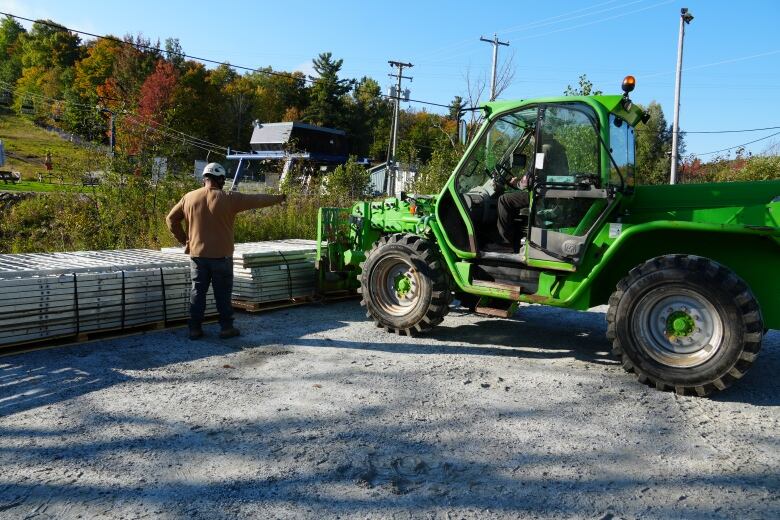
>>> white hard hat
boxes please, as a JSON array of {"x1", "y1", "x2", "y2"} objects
[{"x1": 202, "y1": 162, "x2": 226, "y2": 178}]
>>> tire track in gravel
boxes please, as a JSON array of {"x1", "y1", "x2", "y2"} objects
[
  {"x1": 673, "y1": 395, "x2": 745, "y2": 472},
  {"x1": 671, "y1": 330, "x2": 780, "y2": 475}
]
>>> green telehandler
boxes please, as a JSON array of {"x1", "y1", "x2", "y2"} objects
[{"x1": 316, "y1": 77, "x2": 780, "y2": 396}]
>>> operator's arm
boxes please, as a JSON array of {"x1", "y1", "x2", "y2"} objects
[
  {"x1": 508, "y1": 172, "x2": 531, "y2": 190},
  {"x1": 165, "y1": 198, "x2": 189, "y2": 246},
  {"x1": 227, "y1": 192, "x2": 286, "y2": 213}
]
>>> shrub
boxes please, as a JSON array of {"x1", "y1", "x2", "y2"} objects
[
  {"x1": 325, "y1": 156, "x2": 370, "y2": 200},
  {"x1": 413, "y1": 147, "x2": 459, "y2": 195}
]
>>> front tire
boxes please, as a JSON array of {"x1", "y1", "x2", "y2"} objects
[
  {"x1": 359, "y1": 234, "x2": 451, "y2": 335},
  {"x1": 607, "y1": 255, "x2": 763, "y2": 396}
]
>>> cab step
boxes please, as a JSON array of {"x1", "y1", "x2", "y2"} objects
[
  {"x1": 472, "y1": 279, "x2": 524, "y2": 299},
  {"x1": 474, "y1": 297, "x2": 518, "y2": 318}
]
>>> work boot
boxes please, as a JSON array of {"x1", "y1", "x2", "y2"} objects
[
  {"x1": 219, "y1": 327, "x2": 241, "y2": 339},
  {"x1": 188, "y1": 328, "x2": 204, "y2": 340}
]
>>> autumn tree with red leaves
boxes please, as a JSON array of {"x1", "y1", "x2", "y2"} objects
[{"x1": 123, "y1": 59, "x2": 179, "y2": 155}]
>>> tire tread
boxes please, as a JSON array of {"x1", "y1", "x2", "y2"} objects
[
  {"x1": 359, "y1": 233, "x2": 451, "y2": 336},
  {"x1": 606, "y1": 254, "x2": 763, "y2": 396}
]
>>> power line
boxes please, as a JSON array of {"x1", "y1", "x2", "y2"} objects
[
  {"x1": 513, "y1": 0, "x2": 675, "y2": 42},
  {"x1": 423, "y1": 0, "x2": 672, "y2": 65},
  {"x1": 122, "y1": 113, "x2": 226, "y2": 155},
  {"x1": 0, "y1": 12, "x2": 313, "y2": 84},
  {"x1": 693, "y1": 130, "x2": 780, "y2": 157},
  {"x1": 414, "y1": 0, "x2": 627, "y2": 64},
  {"x1": 0, "y1": 79, "x2": 101, "y2": 112},
  {"x1": 497, "y1": 0, "x2": 640, "y2": 37},
  {"x1": 0, "y1": 11, "x2": 455, "y2": 111},
  {"x1": 684, "y1": 125, "x2": 780, "y2": 134},
  {"x1": 636, "y1": 124, "x2": 780, "y2": 134},
  {"x1": 0, "y1": 79, "x2": 228, "y2": 155},
  {"x1": 118, "y1": 109, "x2": 229, "y2": 151},
  {"x1": 642, "y1": 49, "x2": 780, "y2": 79}
]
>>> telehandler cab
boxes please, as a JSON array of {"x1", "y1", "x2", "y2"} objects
[{"x1": 317, "y1": 76, "x2": 780, "y2": 396}]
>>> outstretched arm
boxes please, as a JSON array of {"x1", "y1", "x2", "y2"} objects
[
  {"x1": 228, "y1": 193, "x2": 286, "y2": 213},
  {"x1": 165, "y1": 199, "x2": 188, "y2": 245}
]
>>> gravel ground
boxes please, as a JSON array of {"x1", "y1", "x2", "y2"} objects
[{"x1": 0, "y1": 301, "x2": 778, "y2": 519}]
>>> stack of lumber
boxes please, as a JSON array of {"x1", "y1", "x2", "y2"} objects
[
  {"x1": 0, "y1": 249, "x2": 216, "y2": 347},
  {"x1": 162, "y1": 239, "x2": 318, "y2": 306},
  {"x1": 232, "y1": 240, "x2": 318, "y2": 304}
]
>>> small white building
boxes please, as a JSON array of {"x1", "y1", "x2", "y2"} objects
[{"x1": 369, "y1": 162, "x2": 419, "y2": 197}]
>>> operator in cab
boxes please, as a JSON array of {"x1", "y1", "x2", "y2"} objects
[
  {"x1": 496, "y1": 154, "x2": 532, "y2": 248},
  {"x1": 495, "y1": 131, "x2": 569, "y2": 251},
  {"x1": 166, "y1": 163, "x2": 286, "y2": 340}
]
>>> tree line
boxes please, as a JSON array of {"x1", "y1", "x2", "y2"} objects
[
  {"x1": 0, "y1": 16, "x2": 461, "y2": 175},
  {"x1": 3, "y1": 15, "x2": 763, "y2": 190}
]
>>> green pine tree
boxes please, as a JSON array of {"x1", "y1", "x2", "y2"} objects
[{"x1": 303, "y1": 52, "x2": 353, "y2": 129}]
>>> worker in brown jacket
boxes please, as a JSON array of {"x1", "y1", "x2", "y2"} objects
[{"x1": 166, "y1": 162, "x2": 285, "y2": 340}]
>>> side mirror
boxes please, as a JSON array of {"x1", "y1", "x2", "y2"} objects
[
  {"x1": 458, "y1": 119, "x2": 468, "y2": 145},
  {"x1": 513, "y1": 152, "x2": 527, "y2": 170}
]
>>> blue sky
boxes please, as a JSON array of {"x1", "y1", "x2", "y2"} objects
[{"x1": 2, "y1": 0, "x2": 779, "y2": 159}]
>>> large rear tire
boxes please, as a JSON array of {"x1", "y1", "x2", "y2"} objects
[
  {"x1": 359, "y1": 234, "x2": 451, "y2": 335},
  {"x1": 607, "y1": 254, "x2": 763, "y2": 396}
]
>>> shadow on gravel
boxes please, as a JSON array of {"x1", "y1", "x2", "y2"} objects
[
  {"x1": 1, "y1": 301, "x2": 777, "y2": 421},
  {"x1": 0, "y1": 302, "x2": 778, "y2": 517},
  {"x1": 0, "y1": 330, "x2": 245, "y2": 417},
  {"x1": 0, "y1": 409, "x2": 776, "y2": 518},
  {"x1": 709, "y1": 329, "x2": 780, "y2": 407},
  {"x1": 290, "y1": 308, "x2": 615, "y2": 366},
  {"x1": 430, "y1": 305, "x2": 615, "y2": 365},
  {"x1": 291, "y1": 302, "x2": 780, "y2": 407},
  {"x1": 287, "y1": 302, "x2": 616, "y2": 367}
]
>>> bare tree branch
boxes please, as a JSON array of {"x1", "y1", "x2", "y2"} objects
[
  {"x1": 433, "y1": 120, "x2": 458, "y2": 149},
  {"x1": 494, "y1": 50, "x2": 516, "y2": 99},
  {"x1": 463, "y1": 67, "x2": 487, "y2": 140}
]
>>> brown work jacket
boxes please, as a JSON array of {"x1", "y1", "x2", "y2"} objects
[{"x1": 166, "y1": 186, "x2": 284, "y2": 258}]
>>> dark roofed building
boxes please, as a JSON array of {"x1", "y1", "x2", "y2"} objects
[
  {"x1": 249, "y1": 122, "x2": 348, "y2": 162},
  {"x1": 227, "y1": 121, "x2": 352, "y2": 190}
]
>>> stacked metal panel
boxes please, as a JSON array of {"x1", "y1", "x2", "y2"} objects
[
  {"x1": 162, "y1": 239, "x2": 318, "y2": 305},
  {"x1": 0, "y1": 250, "x2": 216, "y2": 347}
]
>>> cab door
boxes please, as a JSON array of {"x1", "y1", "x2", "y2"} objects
[
  {"x1": 436, "y1": 107, "x2": 538, "y2": 256},
  {"x1": 526, "y1": 103, "x2": 612, "y2": 266}
]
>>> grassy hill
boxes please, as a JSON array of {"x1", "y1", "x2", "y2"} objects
[{"x1": 0, "y1": 108, "x2": 96, "y2": 191}]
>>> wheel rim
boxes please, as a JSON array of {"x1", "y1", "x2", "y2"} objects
[
  {"x1": 370, "y1": 254, "x2": 421, "y2": 317},
  {"x1": 633, "y1": 287, "x2": 724, "y2": 368}
]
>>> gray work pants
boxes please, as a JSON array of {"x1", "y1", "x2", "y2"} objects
[
  {"x1": 189, "y1": 257, "x2": 234, "y2": 330},
  {"x1": 498, "y1": 190, "x2": 530, "y2": 245}
]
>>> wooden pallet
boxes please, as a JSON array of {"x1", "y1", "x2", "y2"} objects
[
  {"x1": 74, "y1": 320, "x2": 166, "y2": 342},
  {"x1": 0, "y1": 315, "x2": 218, "y2": 357},
  {"x1": 320, "y1": 291, "x2": 359, "y2": 303},
  {"x1": 231, "y1": 297, "x2": 316, "y2": 313},
  {"x1": 231, "y1": 291, "x2": 359, "y2": 313}
]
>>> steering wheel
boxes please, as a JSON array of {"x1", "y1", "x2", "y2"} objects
[{"x1": 490, "y1": 163, "x2": 513, "y2": 188}]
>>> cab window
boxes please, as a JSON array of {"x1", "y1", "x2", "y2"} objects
[
  {"x1": 454, "y1": 108, "x2": 537, "y2": 197},
  {"x1": 533, "y1": 103, "x2": 603, "y2": 237},
  {"x1": 609, "y1": 114, "x2": 635, "y2": 190},
  {"x1": 536, "y1": 104, "x2": 599, "y2": 185}
]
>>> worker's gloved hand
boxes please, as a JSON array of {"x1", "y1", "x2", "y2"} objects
[{"x1": 516, "y1": 172, "x2": 530, "y2": 190}]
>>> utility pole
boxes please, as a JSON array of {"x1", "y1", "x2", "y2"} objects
[
  {"x1": 385, "y1": 60, "x2": 413, "y2": 196},
  {"x1": 98, "y1": 106, "x2": 116, "y2": 157},
  {"x1": 670, "y1": 7, "x2": 694, "y2": 184},
  {"x1": 479, "y1": 34, "x2": 509, "y2": 101}
]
